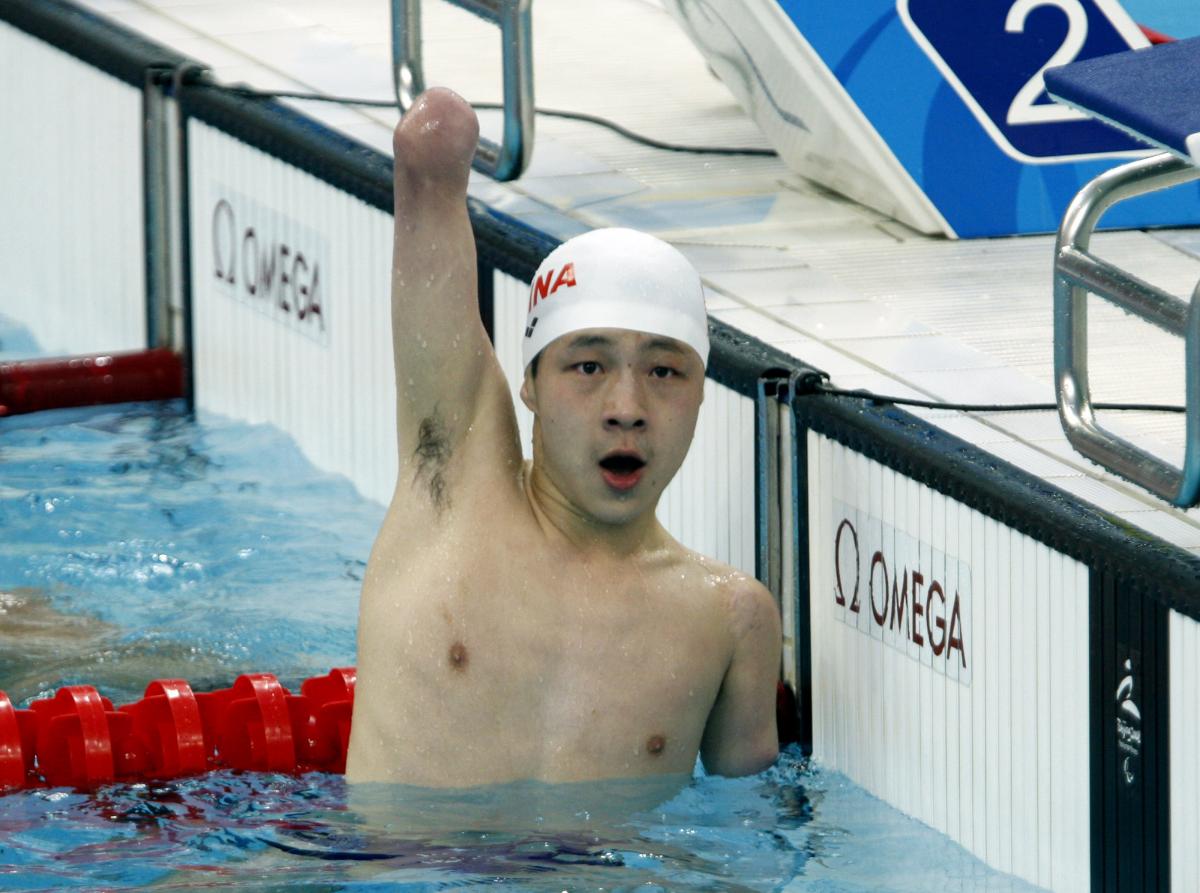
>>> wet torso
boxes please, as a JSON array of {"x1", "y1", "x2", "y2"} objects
[
  {"x1": 347, "y1": 469, "x2": 737, "y2": 786},
  {"x1": 345, "y1": 87, "x2": 753, "y2": 786}
]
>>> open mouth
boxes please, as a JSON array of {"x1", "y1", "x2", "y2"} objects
[{"x1": 599, "y1": 452, "x2": 646, "y2": 491}]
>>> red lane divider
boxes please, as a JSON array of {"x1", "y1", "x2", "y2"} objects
[
  {"x1": 31, "y1": 686, "x2": 119, "y2": 788},
  {"x1": 197, "y1": 673, "x2": 297, "y2": 773},
  {"x1": 0, "y1": 348, "x2": 185, "y2": 417},
  {"x1": 0, "y1": 692, "x2": 34, "y2": 790},
  {"x1": 119, "y1": 679, "x2": 208, "y2": 779},
  {"x1": 295, "y1": 667, "x2": 356, "y2": 773},
  {"x1": 0, "y1": 668, "x2": 355, "y2": 791}
]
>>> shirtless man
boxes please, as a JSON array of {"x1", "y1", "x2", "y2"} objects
[{"x1": 346, "y1": 87, "x2": 781, "y2": 787}]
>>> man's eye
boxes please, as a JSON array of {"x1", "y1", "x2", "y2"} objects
[
  {"x1": 576, "y1": 361, "x2": 601, "y2": 375},
  {"x1": 650, "y1": 366, "x2": 678, "y2": 379}
]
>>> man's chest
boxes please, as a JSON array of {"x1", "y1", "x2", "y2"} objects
[
  {"x1": 361, "y1": 547, "x2": 737, "y2": 780},
  {"x1": 397, "y1": 551, "x2": 731, "y2": 703}
]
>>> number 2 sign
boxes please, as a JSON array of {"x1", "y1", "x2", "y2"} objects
[{"x1": 898, "y1": 0, "x2": 1150, "y2": 162}]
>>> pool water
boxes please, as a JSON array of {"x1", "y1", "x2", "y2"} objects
[{"x1": 0, "y1": 398, "x2": 1045, "y2": 891}]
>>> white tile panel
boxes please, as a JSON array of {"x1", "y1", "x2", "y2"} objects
[
  {"x1": 493, "y1": 270, "x2": 757, "y2": 575},
  {"x1": 492, "y1": 270, "x2": 536, "y2": 462},
  {"x1": 0, "y1": 22, "x2": 146, "y2": 356},
  {"x1": 808, "y1": 431, "x2": 1090, "y2": 891},
  {"x1": 657, "y1": 379, "x2": 756, "y2": 576},
  {"x1": 773, "y1": 300, "x2": 933, "y2": 340},
  {"x1": 1172, "y1": 609, "x2": 1200, "y2": 893},
  {"x1": 187, "y1": 120, "x2": 397, "y2": 503}
]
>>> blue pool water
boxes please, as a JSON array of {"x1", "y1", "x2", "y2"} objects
[{"x1": 0, "y1": 398, "x2": 1045, "y2": 891}]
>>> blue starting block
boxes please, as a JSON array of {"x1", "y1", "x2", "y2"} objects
[
  {"x1": 1045, "y1": 34, "x2": 1200, "y2": 165},
  {"x1": 1045, "y1": 36, "x2": 1200, "y2": 507}
]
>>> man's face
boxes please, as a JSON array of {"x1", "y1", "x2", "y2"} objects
[{"x1": 520, "y1": 328, "x2": 705, "y2": 527}]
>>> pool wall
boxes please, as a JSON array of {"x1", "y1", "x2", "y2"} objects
[
  {"x1": 0, "y1": 13, "x2": 146, "y2": 356},
  {"x1": 185, "y1": 118, "x2": 400, "y2": 504},
  {"x1": 3, "y1": 2, "x2": 1199, "y2": 891},
  {"x1": 807, "y1": 432, "x2": 1092, "y2": 888}
]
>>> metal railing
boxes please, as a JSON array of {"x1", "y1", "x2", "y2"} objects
[
  {"x1": 391, "y1": 0, "x2": 534, "y2": 181},
  {"x1": 1053, "y1": 151, "x2": 1200, "y2": 508}
]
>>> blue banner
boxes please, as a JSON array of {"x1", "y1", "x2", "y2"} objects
[{"x1": 778, "y1": 0, "x2": 1200, "y2": 235}]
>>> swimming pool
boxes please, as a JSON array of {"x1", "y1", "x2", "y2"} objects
[{"x1": 0, "y1": 393, "x2": 1043, "y2": 890}]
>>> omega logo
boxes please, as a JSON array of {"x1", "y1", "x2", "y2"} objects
[
  {"x1": 833, "y1": 512, "x2": 970, "y2": 679},
  {"x1": 211, "y1": 197, "x2": 325, "y2": 333}
]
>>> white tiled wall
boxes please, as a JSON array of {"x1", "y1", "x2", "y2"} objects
[
  {"x1": 808, "y1": 432, "x2": 1092, "y2": 892},
  {"x1": 0, "y1": 21, "x2": 146, "y2": 356}
]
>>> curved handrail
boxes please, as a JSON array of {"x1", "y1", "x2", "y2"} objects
[
  {"x1": 391, "y1": 0, "x2": 535, "y2": 181},
  {"x1": 1053, "y1": 151, "x2": 1200, "y2": 507}
]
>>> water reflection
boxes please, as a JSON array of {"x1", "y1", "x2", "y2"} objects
[
  {"x1": 0, "y1": 759, "x2": 810, "y2": 891},
  {"x1": 0, "y1": 402, "x2": 382, "y2": 702}
]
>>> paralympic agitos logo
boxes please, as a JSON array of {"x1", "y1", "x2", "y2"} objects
[
  {"x1": 211, "y1": 197, "x2": 325, "y2": 335},
  {"x1": 833, "y1": 509, "x2": 971, "y2": 681}
]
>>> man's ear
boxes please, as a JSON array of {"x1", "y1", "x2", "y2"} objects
[{"x1": 519, "y1": 367, "x2": 536, "y2": 413}]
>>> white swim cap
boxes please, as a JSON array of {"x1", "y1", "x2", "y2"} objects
[{"x1": 522, "y1": 228, "x2": 709, "y2": 370}]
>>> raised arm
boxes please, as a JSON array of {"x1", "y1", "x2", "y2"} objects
[
  {"x1": 699, "y1": 578, "x2": 782, "y2": 777},
  {"x1": 389, "y1": 88, "x2": 520, "y2": 510}
]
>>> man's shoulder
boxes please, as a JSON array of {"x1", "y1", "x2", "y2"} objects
[
  {"x1": 668, "y1": 549, "x2": 775, "y2": 630},
  {"x1": 672, "y1": 549, "x2": 759, "y2": 590}
]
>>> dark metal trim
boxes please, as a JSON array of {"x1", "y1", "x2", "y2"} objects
[
  {"x1": 789, "y1": 388, "x2": 813, "y2": 755},
  {"x1": 141, "y1": 67, "x2": 173, "y2": 352},
  {"x1": 176, "y1": 84, "x2": 196, "y2": 411},
  {"x1": 477, "y1": 256, "x2": 495, "y2": 345},
  {"x1": 1089, "y1": 569, "x2": 1171, "y2": 892},
  {"x1": 754, "y1": 378, "x2": 779, "y2": 589}
]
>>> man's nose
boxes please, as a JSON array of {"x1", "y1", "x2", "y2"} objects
[{"x1": 603, "y1": 371, "x2": 647, "y2": 430}]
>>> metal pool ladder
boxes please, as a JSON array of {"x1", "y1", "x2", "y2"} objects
[
  {"x1": 391, "y1": 0, "x2": 534, "y2": 181},
  {"x1": 1054, "y1": 151, "x2": 1200, "y2": 507}
]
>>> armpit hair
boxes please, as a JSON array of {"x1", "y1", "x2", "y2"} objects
[{"x1": 412, "y1": 408, "x2": 452, "y2": 511}]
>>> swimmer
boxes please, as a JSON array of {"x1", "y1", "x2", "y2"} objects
[
  {"x1": 0, "y1": 588, "x2": 238, "y2": 703},
  {"x1": 346, "y1": 87, "x2": 781, "y2": 787}
]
